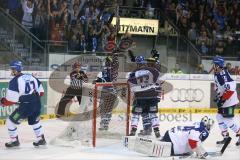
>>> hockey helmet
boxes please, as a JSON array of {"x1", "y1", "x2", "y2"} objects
[
  {"x1": 72, "y1": 62, "x2": 81, "y2": 69},
  {"x1": 201, "y1": 116, "x2": 214, "y2": 131},
  {"x1": 212, "y1": 56, "x2": 224, "y2": 68},
  {"x1": 10, "y1": 60, "x2": 23, "y2": 72},
  {"x1": 135, "y1": 56, "x2": 146, "y2": 64}
]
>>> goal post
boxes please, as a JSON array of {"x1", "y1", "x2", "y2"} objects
[
  {"x1": 92, "y1": 82, "x2": 131, "y2": 147},
  {"x1": 50, "y1": 82, "x2": 131, "y2": 148}
]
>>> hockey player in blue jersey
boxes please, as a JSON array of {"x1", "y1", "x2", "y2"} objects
[
  {"x1": 212, "y1": 56, "x2": 240, "y2": 146},
  {"x1": 0, "y1": 60, "x2": 46, "y2": 148}
]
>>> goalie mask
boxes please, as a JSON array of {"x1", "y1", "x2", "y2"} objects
[{"x1": 201, "y1": 116, "x2": 214, "y2": 131}]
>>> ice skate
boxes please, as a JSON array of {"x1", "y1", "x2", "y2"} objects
[
  {"x1": 153, "y1": 128, "x2": 161, "y2": 138},
  {"x1": 98, "y1": 125, "x2": 109, "y2": 131},
  {"x1": 236, "y1": 137, "x2": 240, "y2": 146},
  {"x1": 216, "y1": 137, "x2": 230, "y2": 145},
  {"x1": 5, "y1": 136, "x2": 20, "y2": 148},
  {"x1": 129, "y1": 128, "x2": 137, "y2": 136},
  {"x1": 138, "y1": 128, "x2": 152, "y2": 137},
  {"x1": 33, "y1": 135, "x2": 46, "y2": 147}
]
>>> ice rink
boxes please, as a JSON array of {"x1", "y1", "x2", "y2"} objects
[{"x1": 0, "y1": 114, "x2": 239, "y2": 160}]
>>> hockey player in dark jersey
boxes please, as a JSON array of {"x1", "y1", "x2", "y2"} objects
[
  {"x1": 212, "y1": 56, "x2": 240, "y2": 146},
  {"x1": 128, "y1": 56, "x2": 161, "y2": 138},
  {"x1": 56, "y1": 62, "x2": 88, "y2": 117},
  {"x1": 93, "y1": 52, "x2": 119, "y2": 131}
]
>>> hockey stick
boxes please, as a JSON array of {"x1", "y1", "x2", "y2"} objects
[{"x1": 207, "y1": 137, "x2": 232, "y2": 157}]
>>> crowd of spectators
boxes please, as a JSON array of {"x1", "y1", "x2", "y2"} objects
[
  {"x1": 0, "y1": 0, "x2": 122, "y2": 53},
  {"x1": 163, "y1": 0, "x2": 240, "y2": 56},
  {"x1": 0, "y1": 0, "x2": 164, "y2": 53},
  {"x1": 0, "y1": 0, "x2": 239, "y2": 73}
]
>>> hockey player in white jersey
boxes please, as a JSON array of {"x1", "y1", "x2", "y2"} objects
[
  {"x1": 212, "y1": 56, "x2": 240, "y2": 146},
  {"x1": 0, "y1": 60, "x2": 46, "y2": 148}
]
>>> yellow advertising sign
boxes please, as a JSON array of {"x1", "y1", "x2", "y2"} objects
[{"x1": 112, "y1": 17, "x2": 159, "y2": 35}]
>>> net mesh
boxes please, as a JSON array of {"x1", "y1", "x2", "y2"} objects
[{"x1": 50, "y1": 82, "x2": 130, "y2": 147}]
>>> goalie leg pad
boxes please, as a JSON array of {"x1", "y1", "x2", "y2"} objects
[{"x1": 123, "y1": 136, "x2": 172, "y2": 157}]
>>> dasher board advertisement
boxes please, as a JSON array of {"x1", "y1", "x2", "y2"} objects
[{"x1": 159, "y1": 80, "x2": 210, "y2": 108}]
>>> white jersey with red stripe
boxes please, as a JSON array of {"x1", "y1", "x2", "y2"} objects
[
  {"x1": 214, "y1": 69, "x2": 239, "y2": 108},
  {"x1": 168, "y1": 122, "x2": 209, "y2": 155},
  {"x1": 6, "y1": 73, "x2": 44, "y2": 103}
]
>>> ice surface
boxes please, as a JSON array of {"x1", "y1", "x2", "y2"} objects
[{"x1": 0, "y1": 114, "x2": 239, "y2": 160}]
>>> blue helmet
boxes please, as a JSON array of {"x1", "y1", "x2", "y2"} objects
[
  {"x1": 10, "y1": 60, "x2": 23, "y2": 72},
  {"x1": 212, "y1": 56, "x2": 224, "y2": 68},
  {"x1": 135, "y1": 56, "x2": 145, "y2": 64}
]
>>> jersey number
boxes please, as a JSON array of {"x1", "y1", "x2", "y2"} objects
[
  {"x1": 25, "y1": 81, "x2": 35, "y2": 94},
  {"x1": 137, "y1": 75, "x2": 149, "y2": 88}
]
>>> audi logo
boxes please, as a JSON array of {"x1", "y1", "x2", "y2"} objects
[{"x1": 170, "y1": 88, "x2": 204, "y2": 102}]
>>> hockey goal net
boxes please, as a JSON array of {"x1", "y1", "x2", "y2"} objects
[{"x1": 50, "y1": 82, "x2": 131, "y2": 147}]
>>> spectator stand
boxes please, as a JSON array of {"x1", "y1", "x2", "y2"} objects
[{"x1": 163, "y1": 0, "x2": 240, "y2": 57}]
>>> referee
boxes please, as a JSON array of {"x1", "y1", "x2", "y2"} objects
[{"x1": 56, "y1": 62, "x2": 88, "y2": 117}]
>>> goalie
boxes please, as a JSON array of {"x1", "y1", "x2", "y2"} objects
[{"x1": 124, "y1": 116, "x2": 215, "y2": 159}]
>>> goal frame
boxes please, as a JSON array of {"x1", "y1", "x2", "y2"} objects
[{"x1": 92, "y1": 82, "x2": 131, "y2": 147}]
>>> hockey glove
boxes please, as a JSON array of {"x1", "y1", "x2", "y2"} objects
[
  {"x1": 0, "y1": 97, "x2": 6, "y2": 106},
  {"x1": 198, "y1": 152, "x2": 212, "y2": 159},
  {"x1": 0, "y1": 97, "x2": 16, "y2": 106},
  {"x1": 216, "y1": 97, "x2": 226, "y2": 108}
]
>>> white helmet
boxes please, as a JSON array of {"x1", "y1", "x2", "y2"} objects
[{"x1": 201, "y1": 116, "x2": 214, "y2": 131}]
